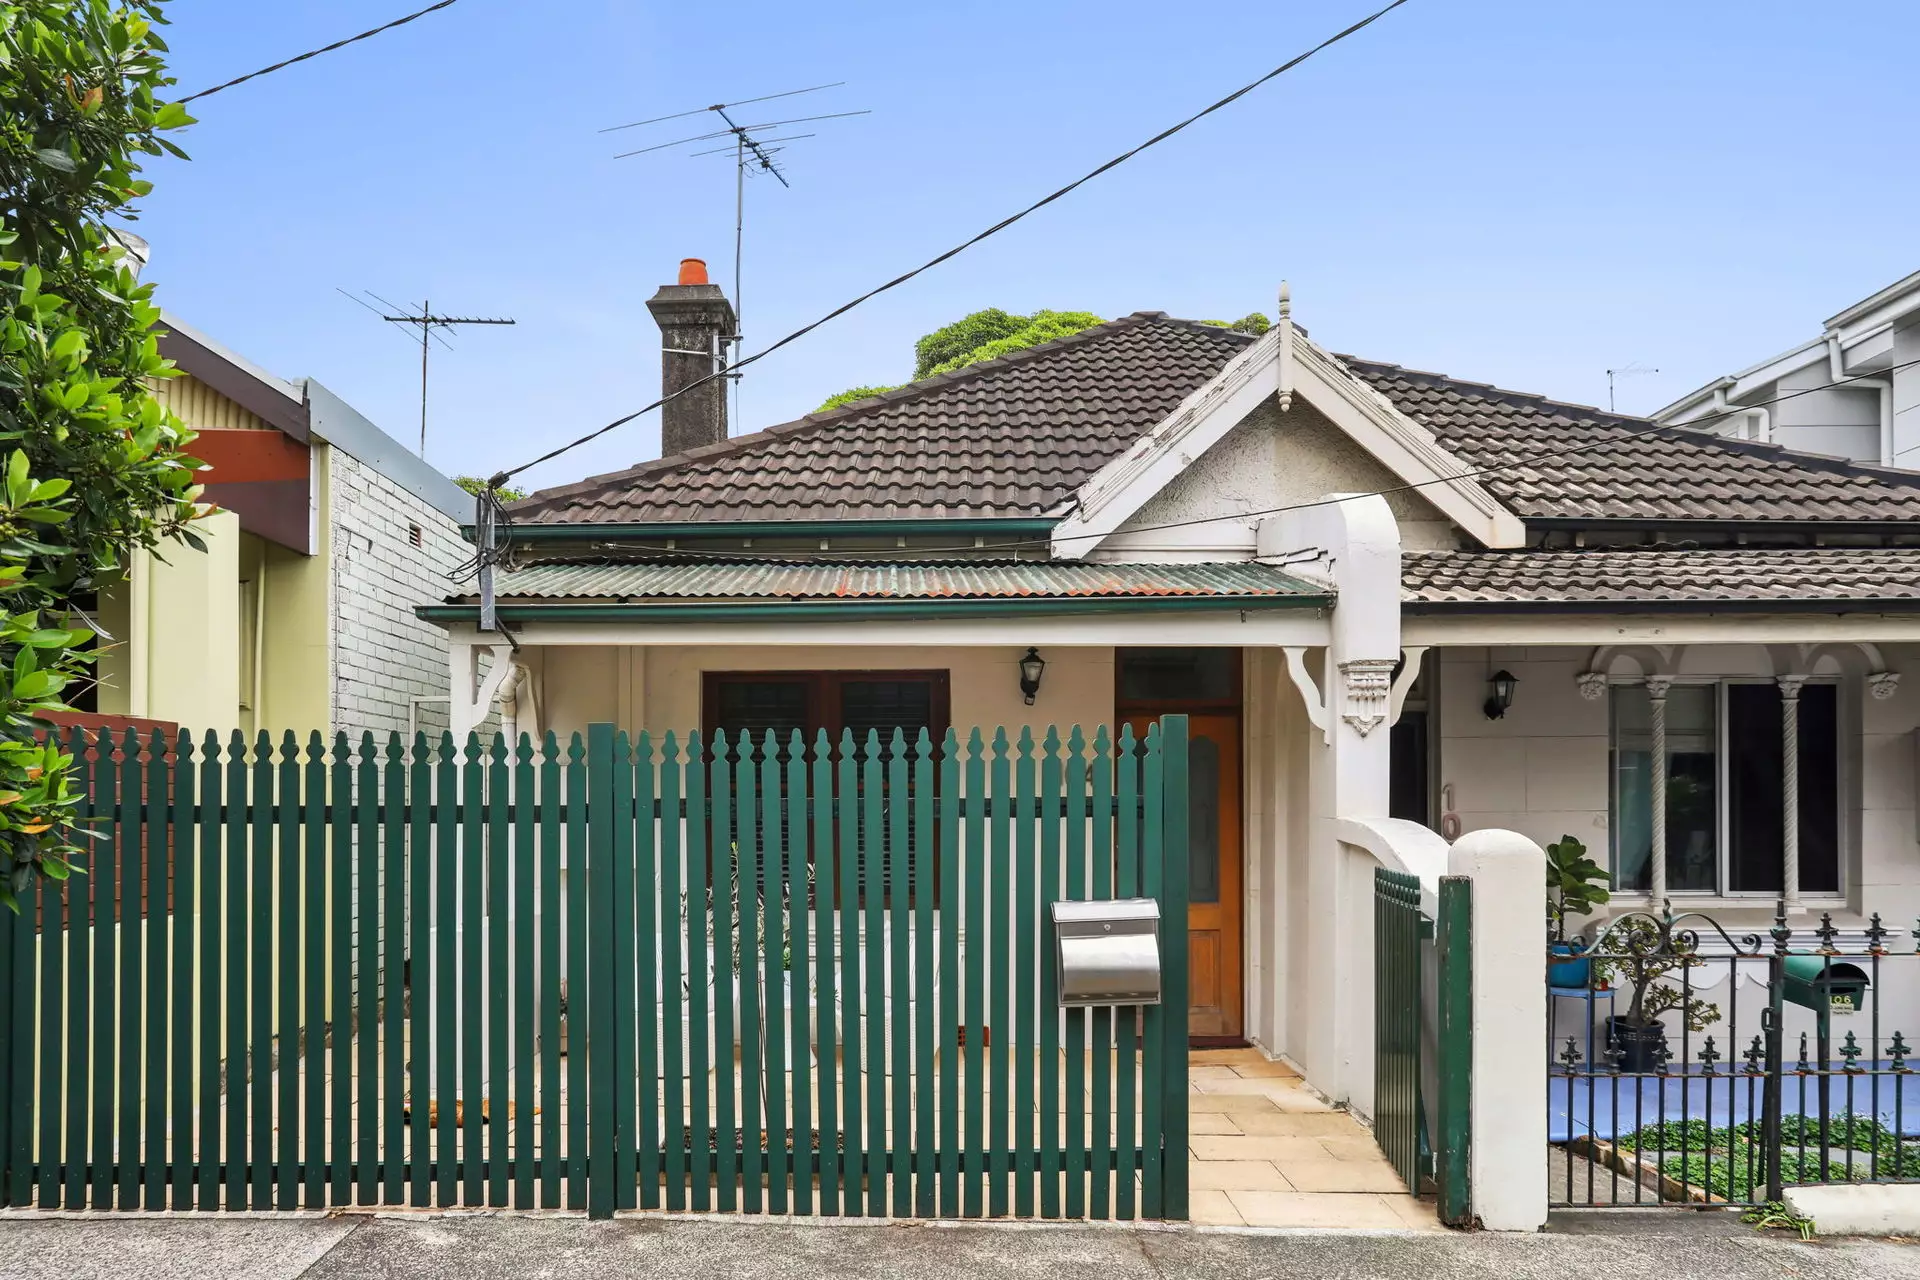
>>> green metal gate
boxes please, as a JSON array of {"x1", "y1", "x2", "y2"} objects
[
  {"x1": 0, "y1": 717, "x2": 1189, "y2": 1220},
  {"x1": 1372, "y1": 867, "x2": 1471, "y2": 1226}
]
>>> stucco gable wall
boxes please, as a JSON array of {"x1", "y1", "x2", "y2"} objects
[{"x1": 1111, "y1": 397, "x2": 1462, "y2": 555}]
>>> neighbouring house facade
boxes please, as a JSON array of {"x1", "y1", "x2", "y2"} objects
[
  {"x1": 72, "y1": 311, "x2": 476, "y2": 741},
  {"x1": 1655, "y1": 267, "x2": 1920, "y2": 467},
  {"x1": 426, "y1": 264, "x2": 1920, "y2": 1135}
]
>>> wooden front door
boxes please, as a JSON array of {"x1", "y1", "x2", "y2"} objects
[{"x1": 1123, "y1": 710, "x2": 1243, "y2": 1041}]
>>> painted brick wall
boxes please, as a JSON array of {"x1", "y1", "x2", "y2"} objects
[{"x1": 327, "y1": 445, "x2": 469, "y2": 741}]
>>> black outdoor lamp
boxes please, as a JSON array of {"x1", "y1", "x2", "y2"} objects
[
  {"x1": 1484, "y1": 669, "x2": 1519, "y2": 720},
  {"x1": 1018, "y1": 647, "x2": 1047, "y2": 705}
]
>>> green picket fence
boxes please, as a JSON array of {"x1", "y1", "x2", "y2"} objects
[{"x1": 0, "y1": 718, "x2": 1189, "y2": 1220}]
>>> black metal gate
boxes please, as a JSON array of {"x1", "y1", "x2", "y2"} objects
[{"x1": 1549, "y1": 903, "x2": 1920, "y2": 1207}]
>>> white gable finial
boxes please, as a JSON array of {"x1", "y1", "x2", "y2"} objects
[{"x1": 1276, "y1": 280, "x2": 1295, "y2": 412}]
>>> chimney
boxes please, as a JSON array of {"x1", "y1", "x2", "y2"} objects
[{"x1": 647, "y1": 257, "x2": 736, "y2": 456}]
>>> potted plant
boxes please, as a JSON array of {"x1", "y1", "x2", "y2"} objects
[
  {"x1": 1592, "y1": 917, "x2": 1721, "y2": 1072},
  {"x1": 1546, "y1": 834, "x2": 1610, "y2": 985}
]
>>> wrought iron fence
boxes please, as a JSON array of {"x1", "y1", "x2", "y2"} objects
[{"x1": 1548, "y1": 904, "x2": 1920, "y2": 1208}]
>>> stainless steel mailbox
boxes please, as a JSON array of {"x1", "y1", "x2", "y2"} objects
[{"x1": 1051, "y1": 898, "x2": 1161, "y2": 1007}]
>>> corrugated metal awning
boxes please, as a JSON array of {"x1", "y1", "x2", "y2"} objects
[{"x1": 453, "y1": 559, "x2": 1327, "y2": 605}]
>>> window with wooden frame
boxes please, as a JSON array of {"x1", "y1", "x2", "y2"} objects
[{"x1": 702, "y1": 670, "x2": 951, "y2": 907}]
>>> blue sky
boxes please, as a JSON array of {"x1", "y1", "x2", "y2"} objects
[{"x1": 139, "y1": 0, "x2": 1919, "y2": 494}]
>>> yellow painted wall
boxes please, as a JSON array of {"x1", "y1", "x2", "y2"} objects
[
  {"x1": 95, "y1": 449, "x2": 332, "y2": 738},
  {"x1": 534, "y1": 644, "x2": 1120, "y2": 743},
  {"x1": 93, "y1": 507, "x2": 243, "y2": 727}
]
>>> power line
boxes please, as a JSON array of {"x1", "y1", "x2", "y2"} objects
[
  {"x1": 179, "y1": 0, "x2": 466, "y2": 103},
  {"x1": 489, "y1": 0, "x2": 1416, "y2": 487},
  {"x1": 558, "y1": 354, "x2": 1920, "y2": 564}
]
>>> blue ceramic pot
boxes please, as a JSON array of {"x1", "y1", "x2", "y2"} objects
[{"x1": 1548, "y1": 942, "x2": 1589, "y2": 989}]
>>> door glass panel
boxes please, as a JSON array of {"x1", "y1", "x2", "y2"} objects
[
  {"x1": 1118, "y1": 649, "x2": 1236, "y2": 703},
  {"x1": 1188, "y1": 733, "x2": 1221, "y2": 904}
]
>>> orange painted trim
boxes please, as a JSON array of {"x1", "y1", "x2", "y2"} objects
[{"x1": 191, "y1": 427, "x2": 312, "y2": 484}]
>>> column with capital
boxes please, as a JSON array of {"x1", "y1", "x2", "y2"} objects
[{"x1": 1644, "y1": 675, "x2": 1672, "y2": 905}]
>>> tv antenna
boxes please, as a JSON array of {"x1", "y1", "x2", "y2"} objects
[
  {"x1": 602, "y1": 83, "x2": 869, "y2": 386},
  {"x1": 339, "y1": 289, "x2": 515, "y2": 461},
  {"x1": 1605, "y1": 362, "x2": 1660, "y2": 413}
]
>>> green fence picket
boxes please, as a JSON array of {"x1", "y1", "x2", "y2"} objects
[
  {"x1": 1011, "y1": 728, "x2": 1037, "y2": 1217},
  {"x1": 275, "y1": 733, "x2": 299, "y2": 1210},
  {"x1": 511, "y1": 733, "x2": 537, "y2": 1209},
  {"x1": 487, "y1": 735, "x2": 512, "y2": 1207},
  {"x1": 860, "y1": 730, "x2": 885, "y2": 1217},
  {"x1": 736, "y1": 731, "x2": 763, "y2": 1214},
  {"x1": 685, "y1": 730, "x2": 713, "y2": 1212},
  {"x1": 356, "y1": 735, "x2": 381, "y2": 1206},
  {"x1": 609, "y1": 729, "x2": 637, "y2": 1211},
  {"x1": 635, "y1": 732, "x2": 662, "y2": 1210},
  {"x1": 36, "y1": 759, "x2": 63, "y2": 1212},
  {"x1": 382, "y1": 734, "x2": 407, "y2": 1204},
  {"x1": 173, "y1": 729, "x2": 198, "y2": 1210},
  {"x1": 659, "y1": 732, "x2": 687, "y2": 1210},
  {"x1": 329, "y1": 734, "x2": 353, "y2": 1206},
  {"x1": 5, "y1": 871, "x2": 31, "y2": 1206},
  {"x1": 563, "y1": 732, "x2": 588, "y2": 1210},
  {"x1": 810, "y1": 729, "x2": 838, "y2": 1212},
  {"x1": 785, "y1": 730, "x2": 812, "y2": 1216},
  {"x1": 1114, "y1": 726, "x2": 1140, "y2": 1220},
  {"x1": 142, "y1": 730, "x2": 168, "y2": 1209},
  {"x1": 408, "y1": 733, "x2": 433, "y2": 1206},
  {"x1": 1139, "y1": 725, "x2": 1165, "y2": 1219},
  {"x1": 961, "y1": 728, "x2": 985, "y2": 1219},
  {"x1": 1062, "y1": 727, "x2": 1088, "y2": 1219},
  {"x1": 710, "y1": 731, "x2": 738, "y2": 1211},
  {"x1": 911, "y1": 729, "x2": 936, "y2": 1217},
  {"x1": 434, "y1": 734, "x2": 459, "y2": 1207},
  {"x1": 1037, "y1": 728, "x2": 1063, "y2": 1218},
  {"x1": 303, "y1": 733, "x2": 327, "y2": 1207},
  {"x1": 224, "y1": 731, "x2": 247, "y2": 1210},
  {"x1": 887, "y1": 729, "x2": 910, "y2": 1218},
  {"x1": 986, "y1": 729, "x2": 1011, "y2": 1217},
  {"x1": 936, "y1": 728, "x2": 960, "y2": 1218},
  {"x1": 836, "y1": 729, "x2": 861, "y2": 1216},
  {"x1": 585, "y1": 723, "x2": 618, "y2": 1220},
  {"x1": 1157, "y1": 716, "x2": 1190, "y2": 1220},
  {"x1": 69, "y1": 729, "x2": 97, "y2": 1210},
  {"x1": 536, "y1": 732, "x2": 563, "y2": 1209},
  {"x1": 1089, "y1": 726, "x2": 1113, "y2": 1219},
  {"x1": 119, "y1": 728, "x2": 143, "y2": 1209},
  {"x1": 458, "y1": 736, "x2": 485, "y2": 1205},
  {"x1": 760, "y1": 729, "x2": 788, "y2": 1214}
]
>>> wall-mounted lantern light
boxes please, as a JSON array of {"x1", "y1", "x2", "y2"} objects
[
  {"x1": 1484, "y1": 668, "x2": 1518, "y2": 720},
  {"x1": 1019, "y1": 647, "x2": 1047, "y2": 705}
]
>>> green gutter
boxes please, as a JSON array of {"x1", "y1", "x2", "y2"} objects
[
  {"x1": 461, "y1": 518, "x2": 1059, "y2": 543},
  {"x1": 1404, "y1": 597, "x2": 1920, "y2": 615},
  {"x1": 418, "y1": 594, "x2": 1330, "y2": 625}
]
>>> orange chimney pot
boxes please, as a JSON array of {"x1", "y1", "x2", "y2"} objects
[{"x1": 677, "y1": 257, "x2": 709, "y2": 286}]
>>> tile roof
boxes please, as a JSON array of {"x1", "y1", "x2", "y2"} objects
[
  {"x1": 511, "y1": 311, "x2": 1920, "y2": 529},
  {"x1": 512, "y1": 314, "x2": 1248, "y2": 523},
  {"x1": 464, "y1": 559, "x2": 1327, "y2": 604},
  {"x1": 1339, "y1": 358, "x2": 1920, "y2": 523},
  {"x1": 1401, "y1": 548, "x2": 1920, "y2": 607}
]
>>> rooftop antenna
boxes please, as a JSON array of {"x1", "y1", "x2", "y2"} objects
[
  {"x1": 342, "y1": 290, "x2": 516, "y2": 460},
  {"x1": 603, "y1": 83, "x2": 869, "y2": 415},
  {"x1": 1605, "y1": 362, "x2": 1660, "y2": 413}
]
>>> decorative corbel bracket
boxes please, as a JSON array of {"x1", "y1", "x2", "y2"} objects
[
  {"x1": 1389, "y1": 646, "x2": 1428, "y2": 725},
  {"x1": 1282, "y1": 646, "x2": 1329, "y2": 744},
  {"x1": 1338, "y1": 657, "x2": 1398, "y2": 738}
]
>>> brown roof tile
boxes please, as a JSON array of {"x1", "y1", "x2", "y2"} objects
[
  {"x1": 1402, "y1": 548, "x2": 1920, "y2": 606},
  {"x1": 513, "y1": 315, "x2": 1920, "y2": 529},
  {"x1": 513, "y1": 314, "x2": 1247, "y2": 523},
  {"x1": 1340, "y1": 358, "x2": 1920, "y2": 523}
]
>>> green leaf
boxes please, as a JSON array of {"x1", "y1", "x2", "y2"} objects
[{"x1": 34, "y1": 147, "x2": 77, "y2": 172}]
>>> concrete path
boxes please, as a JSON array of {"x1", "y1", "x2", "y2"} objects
[{"x1": 3, "y1": 1211, "x2": 1919, "y2": 1280}]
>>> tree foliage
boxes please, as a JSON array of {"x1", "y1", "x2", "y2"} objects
[
  {"x1": 818, "y1": 304, "x2": 1270, "y2": 412},
  {"x1": 0, "y1": 0, "x2": 200, "y2": 906},
  {"x1": 454, "y1": 475, "x2": 525, "y2": 504}
]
